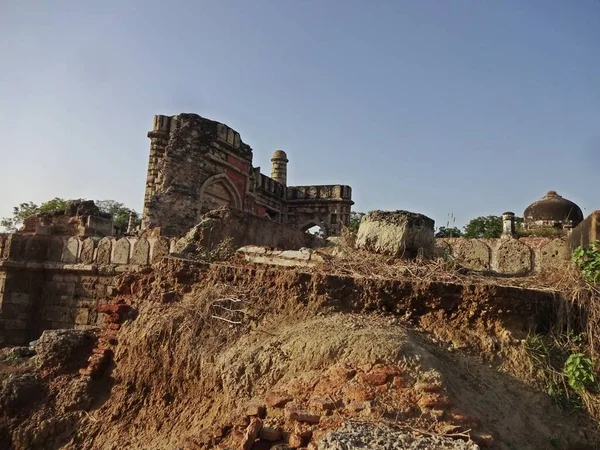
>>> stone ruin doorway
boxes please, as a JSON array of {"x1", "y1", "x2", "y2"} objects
[
  {"x1": 198, "y1": 174, "x2": 242, "y2": 215},
  {"x1": 300, "y1": 221, "x2": 328, "y2": 239}
]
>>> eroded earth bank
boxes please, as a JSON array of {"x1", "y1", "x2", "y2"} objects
[{"x1": 1, "y1": 258, "x2": 598, "y2": 450}]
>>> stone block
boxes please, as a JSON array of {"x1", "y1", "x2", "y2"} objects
[
  {"x1": 45, "y1": 305, "x2": 72, "y2": 323},
  {"x1": 5, "y1": 234, "x2": 25, "y2": 260},
  {"x1": 112, "y1": 238, "x2": 131, "y2": 265},
  {"x1": 6, "y1": 293, "x2": 30, "y2": 305},
  {"x1": 24, "y1": 236, "x2": 48, "y2": 261},
  {"x1": 1, "y1": 303, "x2": 30, "y2": 320},
  {"x1": 151, "y1": 237, "x2": 170, "y2": 264},
  {"x1": 497, "y1": 239, "x2": 532, "y2": 275},
  {"x1": 55, "y1": 282, "x2": 76, "y2": 296},
  {"x1": 540, "y1": 239, "x2": 569, "y2": 270},
  {"x1": 76, "y1": 297, "x2": 97, "y2": 308},
  {"x1": 455, "y1": 240, "x2": 490, "y2": 271},
  {"x1": 434, "y1": 240, "x2": 452, "y2": 258},
  {"x1": 80, "y1": 238, "x2": 97, "y2": 264},
  {"x1": 131, "y1": 238, "x2": 150, "y2": 265},
  {"x1": 356, "y1": 210, "x2": 435, "y2": 258},
  {"x1": 46, "y1": 237, "x2": 64, "y2": 262},
  {"x1": 62, "y1": 237, "x2": 80, "y2": 263},
  {"x1": 4, "y1": 330, "x2": 28, "y2": 345},
  {"x1": 75, "y1": 308, "x2": 90, "y2": 325},
  {"x1": 4, "y1": 319, "x2": 28, "y2": 330},
  {"x1": 96, "y1": 237, "x2": 113, "y2": 265},
  {"x1": 237, "y1": 246, "x2": 267, "y2": 255},
  {"x1": 279, "y1": 250, "x2": 311, "y2": 261}
]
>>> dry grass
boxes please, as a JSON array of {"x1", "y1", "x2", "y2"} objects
[
  {"x1": 115, "y1": 282, "x2": 254, "y2": 391},
  {"x1": 315, "y1": 230, "x2": 600, "y2": 425}
]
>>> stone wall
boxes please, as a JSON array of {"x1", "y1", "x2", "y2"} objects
[
  {"x1": 175, "y1": 208, "x2": 325, "y2": 253},
  {"x1": 567, "y1": 210, "x2": 600, "y2": 252},
  {"x1": 0, "y1": 233, "x2": 156, "y2": 345},
  {"x1": 0, "y1": 215, "x2": 325, "y2": 345},
  {"x1": 437, "y1": 237, "x2": 569, "y2": 275},
  {"x1": 141, "y1": 114, "x2": 353, "y2": 237},
  {"x1": 0, "y1": 266, "x2": 115, "y2": 345}
]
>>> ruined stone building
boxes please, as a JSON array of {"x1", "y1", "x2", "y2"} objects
[
  {"x1": 141, "y1": 114, "x2": 353, "y2": 237},
  {"x1": 523, "y1": 191, "x2": 583, "y2": 232}
]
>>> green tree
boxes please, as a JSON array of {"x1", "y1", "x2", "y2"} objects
[
  {"x1": 96, "y1": 200, "x2": 140, "y2": 233},
  {"x1": 1, "y1": 198, "x2": 139, "y2": 233},
  {"x1": 435, "y1": 226, "x2": 463, "y2": 238},
  {"x1": 0, "y1": 198, "x2": 69, "y2": 232},
  {"x1": 347, "y1": 211, "x2": 365, "y2": 233},
  {"x1": 463, "y1": 215, "x2": 503, "y2": 238}
]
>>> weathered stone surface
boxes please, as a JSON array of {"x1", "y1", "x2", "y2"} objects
[
  {"x1": 141, "y1": 114, "x2": 353, "y2": 237},
  {"x1": 318, "y1": 422, "x2": 479, "y2": 449},
  {"x1": 5, "y1": 234, "x2": 24, "y2": 260},
  {"x1": 131, "y1": 238, "x2": 150, "y2": 265},
  {"x1": 61, "y1": 237, "x2": 80, "y2": 263},
  {"x1": 356, "y1": 210, "x2": 435, "y2": 258},
  {"x1": 0, "y1": 374, "x2": 44, "y2": 414},
  {"x1": 96, "y1": 237, "x2": 113, "y2": 265},
  {"x1": 568, "y1": 210, "x2": 600, "y2": 252},
  {"x1": 24, "y1": 236, "x2": 47, "y2": 261},
  {"x1": 540, "y1": 239, "x2": 569, "y2": 270},
  {"x1": 80, "y1": 238, "x2": 97, "y2": 264},
  {"x1": 46, "y1": 237, "x2": 64, "y2": 262},
  {"x1": 151, "y1": 237, "x2": 170, "y2": 264},
  {"x1": 112, "y1": 238, "x2": 131, "y2": 265},
  {"x1": 497, "y1": 239, "x2": 532, "y2": 275},
  {"x1": 434, "y1": 240, "x2": 452, "y2": 258},
  {"x1": 455, "y1": 240, "x2": 490, "y2": 271},
  {"x1": 34, "y1": 329, "x2": 98, "y2": 373}
]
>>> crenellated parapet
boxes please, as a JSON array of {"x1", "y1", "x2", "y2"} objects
[
  {"x1": 437, "y1": 237, "x2": 570, "y2": 275},
  {"x1": 0, "y1": 234, "x2": 175, "y2": 267}
]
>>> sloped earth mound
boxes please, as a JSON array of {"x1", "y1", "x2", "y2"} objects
[{"x1": 0, "y1": 260, "x2": 598, "y2": 449}]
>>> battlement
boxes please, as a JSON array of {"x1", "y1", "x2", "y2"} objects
[
  {"x1": 149, "y1": 113, "x2": 253, "y2": 161},
  {"x1": 0, "y1": 233, "x2": 169, "y2": 267},
  {"x1": 287, "y1": 185, "x2": 353, "y2": 201}
]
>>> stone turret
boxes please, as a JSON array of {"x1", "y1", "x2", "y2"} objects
[{"x1": 271, "y1": 150, "x2": 288, "y2": 186}]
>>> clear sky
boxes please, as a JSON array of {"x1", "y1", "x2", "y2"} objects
[{"x1": 1, "y1": 0, "x2": 598, "y2": 230}]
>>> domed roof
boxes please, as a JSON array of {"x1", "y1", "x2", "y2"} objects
[
  {"x1": 524, "y1": 191, "x2": 583, "y2": 226},
  {"x1": 271, "y1": 150, "x2": 288, "y2": 161}
]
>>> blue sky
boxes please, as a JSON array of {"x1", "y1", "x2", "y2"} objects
[{"x1": 1, "y1": 0, "x2": 598, "y2": 230}]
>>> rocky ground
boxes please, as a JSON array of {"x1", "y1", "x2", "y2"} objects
[{"x1": 1, "y1": 259, "x2": 598, "y2": 450}]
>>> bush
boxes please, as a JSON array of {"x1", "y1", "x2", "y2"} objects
[
  {"x1": 573, "y1": 242, "x2": 600, "y2": 283},
  {"x1": 564, "y1": 353, "x2": 596, "y2": 391}
]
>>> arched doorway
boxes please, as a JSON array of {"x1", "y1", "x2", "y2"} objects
[
  {"x1": 300, "y1": 220, "x2": 328, "y2": 238},
  {"x1": 199, "y1": 174, "x2": 242, "y2": 214}
]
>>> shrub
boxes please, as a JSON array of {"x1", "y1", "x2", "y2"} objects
[
  {"x1": 564, "y1": 353, "x2": 596, "y2": 391},
  {"x1": 572, "y1": 242, "x2": 600, "y2": 283}
]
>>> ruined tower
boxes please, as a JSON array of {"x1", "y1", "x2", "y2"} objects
[{"x1": 271, "y1": 150, "x2": 288, "y2": 186}]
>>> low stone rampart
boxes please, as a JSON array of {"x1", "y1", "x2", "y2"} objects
[
  {"x1": 437, "y1": 237, "x2": 569, "y2": 275},
  {"x1": 567, "y1": 210, "x2": 600, "y2": 252},
  {"x1": 0, "y1": 233, "x2": 159, "y2": 345}
]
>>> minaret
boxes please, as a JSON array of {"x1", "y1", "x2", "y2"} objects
[{"x1": 271, "y1": 150, "x2": 288, "y2": 186}]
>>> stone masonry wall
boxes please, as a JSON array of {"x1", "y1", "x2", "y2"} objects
[
  {"x1": 0, "y1": 233, "x2": 159, "y2": 345},
  {"x1": 567, "y1": 210, "x2": 600, "y2": 252},
  {"x1": 0, "y1": 214, "x2": 326, "y2": 346},
  {"x1": 437, "y1": 237, "x2": 569, "y2": 275}
]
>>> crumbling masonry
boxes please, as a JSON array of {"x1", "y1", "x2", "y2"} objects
[{"x1": 142, "y1": 114, "x2": 354, "y2": 237}]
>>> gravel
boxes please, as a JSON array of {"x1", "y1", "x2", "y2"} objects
[{"x1": 318, "y1": 422, "x2": 480, "y2": 450}]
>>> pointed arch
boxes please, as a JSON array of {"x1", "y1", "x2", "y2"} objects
[
  {"x1": 198, "y1": 173, "x2": 242, "y2": 213},
  {"x1": 298, "y1": 220, "x2": 329, "y2": 238}
]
